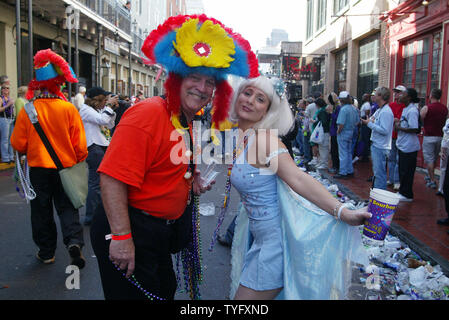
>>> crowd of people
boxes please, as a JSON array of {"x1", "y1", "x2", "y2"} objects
[{"x1": 290, "y1": 84, "x2": 449, "y2": 231}]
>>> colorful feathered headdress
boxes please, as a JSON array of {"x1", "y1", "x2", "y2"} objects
[
  {"x1": 26, "y1": 49, "x2": 78, "y2": 101},
  {"x1": 141, "y1": 14, "x2": 259, "y2": 129}
]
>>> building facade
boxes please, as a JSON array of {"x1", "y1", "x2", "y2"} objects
[
  {"x1": 384, "y1": 0, "x2": 449, "y2": 167},
  {"x1": 0, "y1": 0, "x2": 173, "y2": 99},
  {"x1": 302, "y1": 0, "x2": 393, "y2": 101},
  {"x1": 385, "y1": 0, "x2": 449, "y2": 106}
]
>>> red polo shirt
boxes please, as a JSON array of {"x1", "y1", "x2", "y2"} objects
[{"x1": 98, "y1": 97, "x2": 191, "y2": 220}]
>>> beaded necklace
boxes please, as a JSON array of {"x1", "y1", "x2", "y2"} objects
[
  {"x1": 209, "y1": 129, "x2": 251, "y2": 251},
  {"x1": 112, "y1": 263, "x2": 165, "y2": 300},
  {"x1": 34, "y1": 92, "x2": 61, "y2": 100},
  {"x1": 175, "y1": 112, "x2": 203, "y2": 299}
]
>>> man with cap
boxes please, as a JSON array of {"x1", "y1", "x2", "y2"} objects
[
  {"x1": 89, "y1": 14, "x2": 259, "y2": 300},
  {"x1": 335, "y1": 91, "x2": 360, "y2": 179},
  {"x1": 10, "y1": 49, "x2": 87, "y2": 268},
  {"x1": 388, "y1": 85, "x2": 407, "y2": 191},
  {"x1": 79, "y1": 87, "x2": 118, "y2": 226},
  {"x1": 394, "y1": 87, "x2": 421, "y2": 201}
]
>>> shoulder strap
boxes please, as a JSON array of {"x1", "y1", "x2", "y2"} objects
[
  {"x1": 24, "y1": 102, "x2": 64, "y2": 170},
  {"x1": 266, "y1": 148, "x2": 289, "y2": 165}
]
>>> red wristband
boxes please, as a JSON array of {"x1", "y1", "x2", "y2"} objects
[{"x1": 111, "y1": 233, "x2": 132, "y2": 241}]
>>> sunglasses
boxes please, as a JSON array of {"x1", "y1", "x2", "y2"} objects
[{"x1": 1, "y1": 87, "x2": 10, "y2": 90}]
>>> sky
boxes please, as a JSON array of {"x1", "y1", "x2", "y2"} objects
[{"x1": 202, "y1": 0, "x2": 307, "y2": 52}]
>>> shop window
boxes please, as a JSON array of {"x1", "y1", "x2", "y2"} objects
[
  {"x1": 334, "y1": 0, "x2": 348, "y2": 14},
  {"x1": 401, "y1": 31, "x2": 442, "y2": 102},
  {"x1": 316, "y1": 0, "x2": 327, "y2": 32},
  {"x1": 306, "y1": 0, "x2": 314, "y2": 40},
  {"x1": 358, "y1": 34, "x2": 380, "y2": 100},
  {"x1": 334, "y1": 48, "x2": 347, "y2": 93}
]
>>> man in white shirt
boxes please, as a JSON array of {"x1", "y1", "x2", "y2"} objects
[
  {"x1": 394, "y1": 88, "x2": 421, "y2": 202},
  {"x1": 79, "y1": 87, "x2": 118, "y2": 225}
]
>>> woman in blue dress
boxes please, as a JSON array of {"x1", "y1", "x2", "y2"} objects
[{"x1": 226, "y1": 76, "x2": 371, "y2": 300}]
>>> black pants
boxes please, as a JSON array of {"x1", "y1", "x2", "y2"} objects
[
  {"x1": 29, "y1": 167, "x2": 84, "y2": 259},
  {"x1": 330, "y1": 135, "x2": 339, "y2": 170},
  {"x1": 443, "y1": 159, "x2": 449, "y2": 218},
  {"x1": 360, "y1": 124, "x2": 371, "y2": 161},
  {"x1": 90, "y1": 204, "x2": 180, "y2": 300},
  {"x1": 85, "y1": 144, "x2": 107, "y2": 224},
  {"x1": 398, "y1": 150, "x2": 418, "y2": 199}
]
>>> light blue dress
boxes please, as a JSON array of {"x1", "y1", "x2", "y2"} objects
[
  {"x1": 229, "y1": 137, "x2": 369, "y2": 299},
  {"x1": 230, "y1": 137, "x2": 284, "y2": 291}
]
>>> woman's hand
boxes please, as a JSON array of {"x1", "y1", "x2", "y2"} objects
[{"x1": 340, "y1": 206, "x2": 371, "y2": 226}]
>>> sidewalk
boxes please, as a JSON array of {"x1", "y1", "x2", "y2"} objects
[
  {"x1": 319, "y1": 159, "x2": 449, "y2": 274},
  {"x1": 0, "y1": 162, "x2": 14, "y2": 171}
]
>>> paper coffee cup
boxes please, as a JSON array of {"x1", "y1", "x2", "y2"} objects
[{"x1": 363, "y1": 188, "x2": 400, "y2": 243}]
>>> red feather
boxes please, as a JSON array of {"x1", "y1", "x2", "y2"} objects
[
  {"x1": 141, "y1": 14, "x2": 259, "y2": 78},
  {"x1": 164, "y1": 73, "x2": 183, "y2": 117},
  {"x1": 211, "y1": 80, "x2": 233, "y2": 127},
  {"x1": 26, "y1": 49, "x2": 77, "y2": 101}
]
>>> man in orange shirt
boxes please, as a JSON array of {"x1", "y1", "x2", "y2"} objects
[
  {"x1": 10, "y1": 49, "x2": 87, "y2": 268},
  {"x1": 89, "y1": 14, "x2": 259, "y2": 300}
]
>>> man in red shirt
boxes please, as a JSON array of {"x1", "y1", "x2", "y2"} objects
[
  {"x1": 421, "y1": 88, "x2": 448, "y2": 189},
  {"x1": 387, "y1": 85, "x2": 407, "y2": 190},
  {"x1": 89, "y1": 14, "x2": 259, "y2": 300}
]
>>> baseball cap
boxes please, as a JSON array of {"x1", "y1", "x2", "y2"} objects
[
  {"x1": 393, "y1": 85, "x2": 407, "y2": 92},
  {"x1": 338, "y1": 91, "x2": 350, "y2": 99},
  {"x1": 86, "y1": 87, "x2": 112, "y2": 98}
]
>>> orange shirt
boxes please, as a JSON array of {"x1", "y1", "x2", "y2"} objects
[
  {"x1": 10, "y1": 98, "x2": 88, "y2": 168},
  {"x1": 98, "y1": 97, "x2": 191, "y2": 220}
]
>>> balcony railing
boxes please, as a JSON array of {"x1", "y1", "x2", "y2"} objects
[{"x1": 75, "y1": 0, "x2": 131, "y2": 35}]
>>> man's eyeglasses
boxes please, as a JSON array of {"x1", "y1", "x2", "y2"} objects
[{"x1": 1, "y1": 87, "x2": 10, "y2": 90}]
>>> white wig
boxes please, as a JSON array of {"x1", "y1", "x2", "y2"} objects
[{"x1": 229, "y1": 76, "x2": 294, "y2": 136}]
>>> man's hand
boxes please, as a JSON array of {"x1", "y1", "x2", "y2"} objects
[
  {"x1": 109, "y1": 238, "x2": 135, "y2": 278},
  {"x1": 193, "y1": 169, "x2": 215, "y2": 195}
]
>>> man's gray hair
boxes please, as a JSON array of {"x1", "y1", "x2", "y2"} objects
[
  {"x1": 79, "y1": 86, "x2": 86, "y2": 93},
  {"x1": 375, "y1": 87, "x2": 391, "y2": 102}
]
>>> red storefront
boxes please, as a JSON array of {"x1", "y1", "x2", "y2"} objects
[{"x1": 384, "y1": 0, "x2": 449, "y2": 167}]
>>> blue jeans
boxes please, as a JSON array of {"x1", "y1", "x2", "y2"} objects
[
  {"x1": 0, "y1": 117, "x2": 14, "y2": 162},
  {"x1": 303, "y1": 132, "x2": 312, "y2": 162},
  {"x1": 387, "y1": 139, "x2": 400, "y2": 184},
  {"x1": 295, "y1": 127, "x2": 304, "y2": 155},
  {"x1": 85, "y1": 144, "x2": 106, "y2": 224},
  {"x1": 337, "y1": 135, "x2": 353, "y2": 175},
  {"x1": 351, "y1": 127, "x2": 359, "y2": 157},
  {"x1": 371, "y1": 145, "x2": 390, "y2": 190}
]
